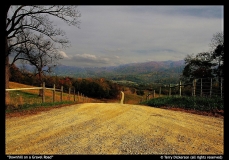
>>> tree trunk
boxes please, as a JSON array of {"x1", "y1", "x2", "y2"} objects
[
  {"x1": 5, "y1": 37, "x2": 10, "y2": 87},
  {"x1": 5, "y1": 35, "x2": 10, "y2": 103},
  {"x1": 5, "y1": 52, "x2": 10, "y2": 102},
  {"x1": 5, "y1": 5, "x2": 11, "y2": 106},
  {"x1": 5, "y1": 55, "x2": 10, "y2": 88},
  {"x1": 38, "y1": 70, "x2": 43, "y2": 96}
]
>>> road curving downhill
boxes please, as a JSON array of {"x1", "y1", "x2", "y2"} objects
[{"x1": 5, "y1": 103, "x2": 224, "y2": 155}]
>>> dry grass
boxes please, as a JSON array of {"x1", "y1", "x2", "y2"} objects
[
  {"x1": 123, "y1": 88, "x2": 163, "y2": 104},
  {"x1": 6, "y1": 94, "x2": 24, "y2": 109},
  {"x1": 6, "y1": 81, "x2": 102, "y2": 107}
]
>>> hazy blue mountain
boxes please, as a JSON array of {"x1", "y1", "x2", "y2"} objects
[{"x1": 16, "y1": 60, "x2": 185, "y2": 84}]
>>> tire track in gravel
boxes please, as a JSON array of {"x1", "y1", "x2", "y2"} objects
[{"x1": 6, "y1": 103, "x2": 224, "y2": 155}]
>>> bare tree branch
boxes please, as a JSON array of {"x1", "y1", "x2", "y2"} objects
[{"x1": 5, "y1": 5, "x2": 81, "y2": 93}]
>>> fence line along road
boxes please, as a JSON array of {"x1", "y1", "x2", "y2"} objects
[
  {"x1": 5, "y1": 82, "x2": 91, "y2": 103},
  {"x1": 144, "y1": 77, "x2": 224, "y2": 100}
]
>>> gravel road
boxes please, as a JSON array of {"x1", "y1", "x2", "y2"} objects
[{"x1": 5, "y1": 103, "x2": 224, "y2": 155}]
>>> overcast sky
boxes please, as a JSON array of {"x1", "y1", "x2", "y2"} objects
[{"x1": 15, "y1": 5, "x2": 224, "y2": 68}]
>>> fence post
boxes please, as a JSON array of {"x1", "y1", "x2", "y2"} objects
[
  {"x1": 169, "y1": 84, "x2": 171, "y2": 96},
  {"x1": 42, "y1": 82, "x2": 45, "y2": 103},
  {"x1": 53, "y1": 84, "x2": 55, "y2": 103},
  {"x1": 68, "y1": 87, "x2": 71, "y2": 101},
  {"x1": 210, "y1": 78, "x2": 212, "y2": 98},
  {"x1": 179, "y1": 81, "x2": 181, "y2": 96},
  {"x1": 159, "y1": 87, "x2": 161, "y2": 97},
  {"x1": 221, "y1": 77, "x2": 223, "y2": 98},
  {"x1": 200, "y1": 78, "x2": 202, "y2": 97},
  {"x1": 193, "y1": 79, "x2": 196, "y2": 97},
  {"x1": 153, "y1": 90, "x2": 155, "y2": 98},
  {"x1": 61, "y1": 86, "x2": 63, "y2": 102},
  {"x1": 78, "y1": 91, "x2": 80, "y2": 102},
  {"x1": 73, "y1": 87, "x2": 76, "y2": 102}
]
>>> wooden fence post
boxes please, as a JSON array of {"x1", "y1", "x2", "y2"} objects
[
  {"x1": 53, "y1": 84, "x2": 55, "y2": 103},
  {"x1": 61, "y1": 86, "x2": 63, "y2": 102},
  {"x1": 221, "y1": 77, "x2": 223, "y2": 98},
  {"x1": 78, "y1": 91, "x2": 80, "y2": 102},
  {"x1": 179, "y1": 81, "x2": 181, "y2": 96},
  {"x1": 200, "y1": 78, "x2": 202, "y2": 97},
  {"x1": 68, "y1": 87, "x2": 71, "y2": 101},
  {"x1": 159, "y1": 87, "x2": 161, "y2": 97},
  {"x1": 169, "y1": 84, "x2": 171, "y2": 96},
  {"x1": 193, "y1": 79, "x2": 196, "y2": 97},
  {"x1": 73, "y1": 87, "x2": 76, "y2": 102},
  {"x1": 153, "y1": 90, "x2": 155, "y2": 98},
  {"x1": 42, "y1": 82, "x2": 45, "y2": 103},
  {"x1": 210, "y1": 78, "x2": 212, "y2": 98}
]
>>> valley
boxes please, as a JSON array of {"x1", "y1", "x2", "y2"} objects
[{"x1": 17, "y1": 60, "x2": 185, "y2": 85}]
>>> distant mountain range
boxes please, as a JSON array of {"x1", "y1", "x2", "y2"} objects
[{"x1": 17, "y1": 60, "x2": 185, "y2": 85}]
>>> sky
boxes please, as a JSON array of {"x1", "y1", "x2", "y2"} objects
[{"x1": 12, "y1": 5, "x2": 224, "y2": 68}]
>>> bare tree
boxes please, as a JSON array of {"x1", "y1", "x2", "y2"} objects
[
  {"x1": 5, "y1": 5, "x2": 81, "y2": 98},
  {"x1": 209, "y1": 32, "x2": 224, "y2": 50},
  {"x1": 11, "y1": 29, "x2": 63, "y2": 95},
  {"x1": 209, "y1": 32, "x2": 224, "y2": 78}
]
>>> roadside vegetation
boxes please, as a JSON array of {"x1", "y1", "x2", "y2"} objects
[
  {"x1": 6, "y1": 100, "x2": 76, "y2": 113},
  {"x1": 140, "y1": 96, "x2": 223, "y2": 112},
  {"x1": 5, "y1": 82, "x2": 103, "y2": 113},
  {"x1": 5, "y1": 88, "x2": 77, "y2": 113}
]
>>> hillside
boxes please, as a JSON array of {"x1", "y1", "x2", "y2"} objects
[{"x1": 17, "y1": 60, "x2": 185, "y2": 85}]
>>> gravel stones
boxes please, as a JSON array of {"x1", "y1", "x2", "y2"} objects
[{"x1": 6, "y1": 103, "x2": 224, "y2": 155}]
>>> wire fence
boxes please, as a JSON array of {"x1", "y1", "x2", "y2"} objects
[{"x1": 145, "y1": 77, "x2": 224, "y2": 100}]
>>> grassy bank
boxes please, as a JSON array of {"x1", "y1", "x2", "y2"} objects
[
  {"x1": 6, "y1": 82, "x2": 103, "y2": 113},
  {"x1": 140, "y1": 96, "x2": 224, "y2": 111},
  {"x1": 6, "y1": 100, "x2": 77, "y2": 113}
]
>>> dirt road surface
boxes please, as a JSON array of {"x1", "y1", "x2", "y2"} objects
[{"x1": 5, "y1": 103, "x2": 224, "y2": 155}]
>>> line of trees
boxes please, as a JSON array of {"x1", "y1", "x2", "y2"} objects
[{"x1": 10, "y1": 65, "x2": 121, "y2": 99}]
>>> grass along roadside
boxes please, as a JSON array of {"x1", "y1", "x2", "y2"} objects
[
  {"x1": 6, "y1": 81, "x2": 102, "y2": 113},
  {"x1": 5, "y1": 100, "x2": 77, "y2": 113},
  {"x1": 5, "y1": 88, "x2": 78, "y2": 113},
  {"x1": 7, "y1": 81, "x2": 93, "y2": 103},
  {"x1": 140, "y1": 96, "x2": 224, "y2": 117}
]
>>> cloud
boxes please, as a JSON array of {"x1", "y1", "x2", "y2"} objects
[
  {"x1": 51, "y1": 6, "x2": 223, "y2": 67},
  {"x1": 58, "y1": 51, "x2": 69, "y2": 58},
  {"x1": 61, "y1": 53, "x2": 124, "y2": 67},
  {"x1": 64, "y1": 53, "x2": 110, "y2": 67},
  {"x1": 75, "y1": 53, "x2": 97, "y2": 60}
]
